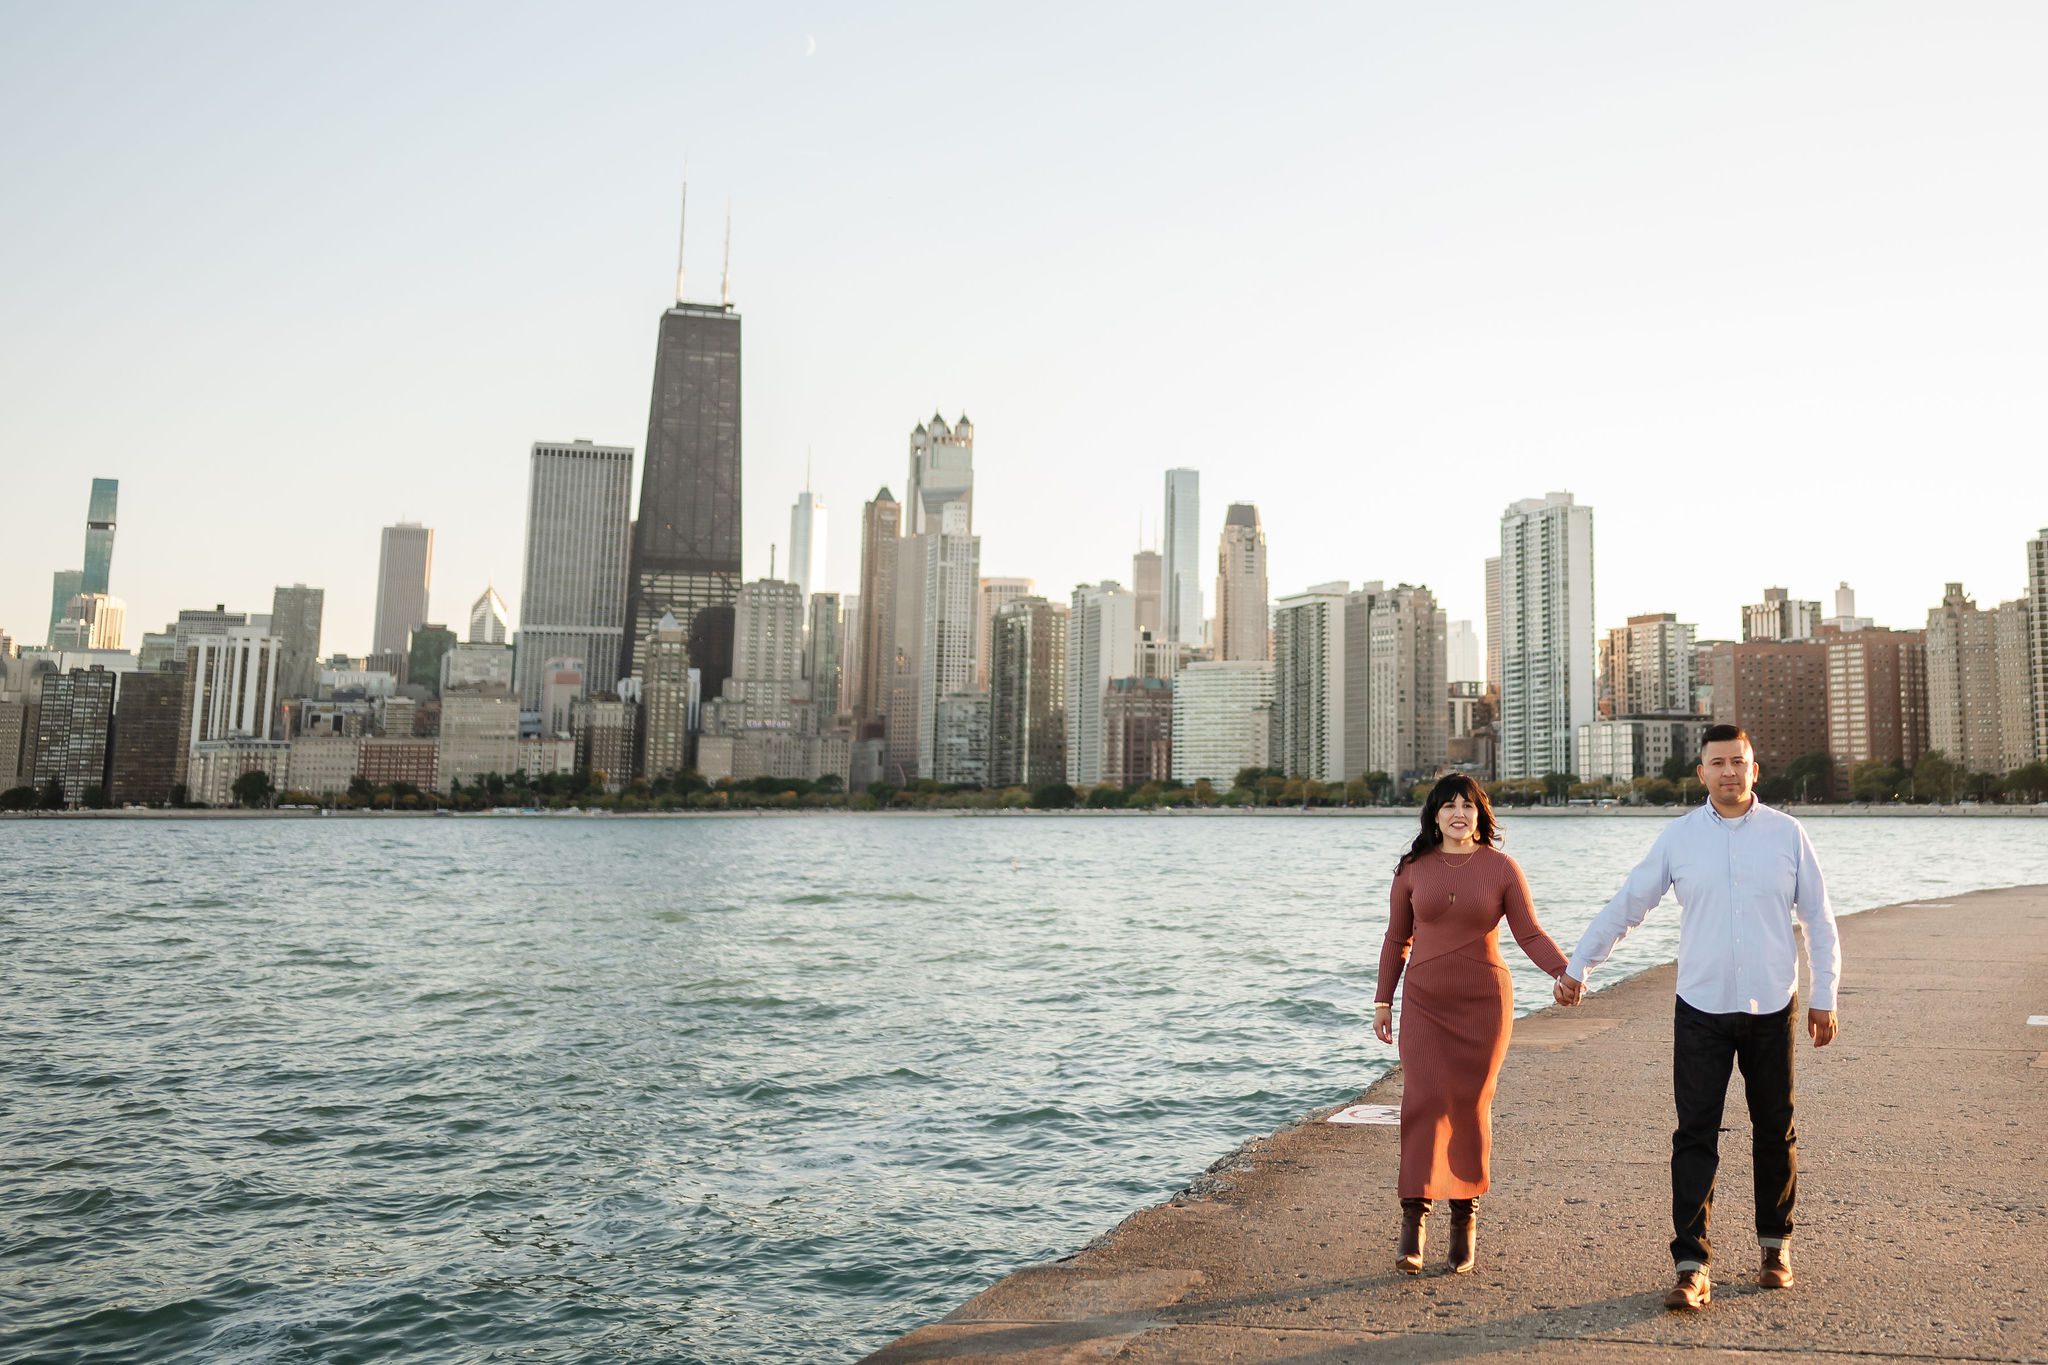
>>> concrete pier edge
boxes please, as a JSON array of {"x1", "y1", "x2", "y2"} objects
[{"x1": 867, "y1": 885, "x2": 2048, "y2": 1363}]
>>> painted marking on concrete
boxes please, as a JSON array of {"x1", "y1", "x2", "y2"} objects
[
  {"x1": 2028, "y1": 1016, "x2": 2048, "y2": 1026},
  {"x1": 1328, "y1": 1103, "x2": 1400, "y2": 1126}
]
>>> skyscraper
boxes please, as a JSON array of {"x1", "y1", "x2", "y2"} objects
[
  {"x1": 620, "y1": 266, "x2": 743, "y2": 681},
  {"x1": 46, "y1": 570, "x2": 84, "y2": 645},
  {"x1": 805, "y1": 591, "x2": 844, "y2": 720},
  {"x1": 109, "y1": 666, "x2": 184, "y2": 806},
  {"x1": 988, "y1": 597, "x2": 1068, "y2": 789},
  {"x1": 1447, "y1": 620, "x2": 1482, "y2": 685},
  {"x1": 1826, "y1": 628, "x2": 1927, "y2": 798},
  {"x1": 854, "y1": 489, "x2": 902, "y2": 734},
  {"x1": 976, "y1": 577, "x2": 1034, "y2": 690},
  {"x1": 789, "y1": 481, "x2": 826, "y2": 606},
  {"x1": 1132, "y1": 549, "x2": 1163, "y2": 638},
  {"x1": 1484, "y1": 557, "x2": 1502, "y2": 698},
  {"x1": 912, "y1": 503, "x2": 981, "y2": 778},
  {"x1": 373, "y1": 523, "x2": 434, "y2": 658},
  {"x1": 32, "y1": 667, "x2": 118, "y2": 804},
  {"x1": 82, "y1": 478, "x2": 118, "y2": 597},
  {"x1": 1498, "y1": 492, "x2": 1595, "y2": 781},
  {"x1": 514, "y1": 439, "x2": 633, "y2": 710},
  {"x1": 44, "y1": 477, "x2": 118, "y2": 645},
  {"x1": 1272, "y1": 584, "x2": 1347, "y2": 783},
  {"x1": 1707, "y1": 641, "x2": 1829, "y2": 782},
  {"x1": 1065, "y1": 581, "x2": 1136, "y2": 787},
  {"x1": 905, "y1": 414, "x2": 973, "y2": 535},
  {"x1": 639, "y1": 611, "x2": 693, "y2": 780},
  {"x1": 1926, "y1": 583, "x2": 2034, "y2": 774},
  {"x1": 1342, "y1": 583, "x2": 1448, "y2": 786},
  {"x1": 1163, "y1": 468, "x2": 1202, "y2": 646},
  {"x1": 1170, "y1": 661, "x2": 1274, "y2": 785},
  {"x1": 270, "y1": 584, "x2": 325, "y2": 701},
  {"x1": 1599, "y1": 613, "x2": 1697, "y2": 718},
  {"x1": 469, "y1": 586, "x2": 509, "y2": 644},
  {"x1": 1215, "y1": 503, "x2": 1270, "y2": 662},
  {"x1": 2031, "y1": 528, "x2": 2048, "y2": 762}
]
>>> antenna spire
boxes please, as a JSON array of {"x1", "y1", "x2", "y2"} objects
[
  {"x1": 675, "y1": 176, "x2": 689, "y2": 304},
  {"x1": 769, "y1": 542, "x2": 777, "y2": 580},
  {"x1": 721, "y1": 198, "x2": 732, "y2": 307}
]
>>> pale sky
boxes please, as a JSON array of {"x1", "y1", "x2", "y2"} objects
[{"x1": 5, "y1": 2, "x2": 2046, "y2": 658}]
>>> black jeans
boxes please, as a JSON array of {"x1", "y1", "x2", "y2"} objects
[{"x1": 1670, "y1": 996, "x2": 1796, "y2": 1268}]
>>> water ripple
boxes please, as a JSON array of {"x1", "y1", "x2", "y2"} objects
[{"x1": 1, "y1": 814, "x2": 2043, "y2": 1362}]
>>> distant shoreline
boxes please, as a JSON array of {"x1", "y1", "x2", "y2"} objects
[{"x1": 6, "y1": 803, "x2": 2045, "y2": 821}]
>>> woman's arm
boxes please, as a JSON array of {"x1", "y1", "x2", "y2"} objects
[
  {"x1": 1374, "y1": 864, "x2": 1417, "y2": 1006},
  {"x1": 1502, "y1": 854, "x2": 1569, "y2": 978}
]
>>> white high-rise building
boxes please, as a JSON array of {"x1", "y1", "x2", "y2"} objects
[
  {"x1": 1163, "y1": 468, "x2": 1202, "y2": 646},
  {"x1": 1065, "y1": 581, "x2": 1136, "y2": 787},
  {"x1": 915, "y1": 503, "x2": 982, "y2": 779},
  {"x1": 469, "y1": 585, "x2": 509, "y2": 644},
  {"x1": 184, "y1": 628, "x2": 283, "y2": 745},
  {"x1": 1171, "y1": 660, "x2": 1274, "y2": 784},
  {"x1": 905, "y1": 413, "x2": 974, "y2": 535},
  {"x1": 181, "y1": 627, "x2": 287, "y2": 790},
  {"x1": 1498, "y1": 492, "x2": 1595, "y2": 781},
  {"x1": 1447, "y1": 620, "x2": 1482, "y2": 684},
  {"x1": 513, "y1": 440, "x2": 633, "y2": 710},
  {"x1": 789, "y1": 484, "x2": 826, "y2": 606},
  {"x1": 1271, "y1": 584, "x2": 1347, "y2": 783}
]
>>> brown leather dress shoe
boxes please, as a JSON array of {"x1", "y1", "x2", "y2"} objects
[
  {"x1": 1759, "y1": 1246, "x2": 1794, "y2": 1289},
  {"x1": 1663, "y1": 1268, "x2": 1711, "y2": 1310}
]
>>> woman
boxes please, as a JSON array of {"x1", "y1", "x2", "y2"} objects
[{"x1": 1371, "y1": 774, "x2": 1569, "y2": 1275}]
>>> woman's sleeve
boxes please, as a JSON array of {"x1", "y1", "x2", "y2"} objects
[
  {"x1": 1374, "y1": 864, "x2": 1416, "y2": 1005},
  {"x1": 1502, "y1": 854, "x2": 1569, "y2": 978}
]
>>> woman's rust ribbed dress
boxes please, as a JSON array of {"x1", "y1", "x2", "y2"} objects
[{"x1": 1374, "y1": 847, "x2": 1567, "y2": 1200}]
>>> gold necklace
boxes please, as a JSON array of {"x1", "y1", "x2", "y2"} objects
[{"x1": 1439, "y1": 845, "x2": 1478, "y2": 871}]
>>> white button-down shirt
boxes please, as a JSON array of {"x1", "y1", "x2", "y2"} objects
[{"x1": 1566, "y1": 799, "x2": 1841, "y2": 1014}]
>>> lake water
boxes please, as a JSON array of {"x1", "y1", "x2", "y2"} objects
[{"x1": 4, "y1": 812, "x2": 2045, "y2": 1363}]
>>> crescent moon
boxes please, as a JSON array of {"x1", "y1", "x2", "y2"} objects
[{"x1": 805, "y1": 34, "x2": 816, "y2": 56}]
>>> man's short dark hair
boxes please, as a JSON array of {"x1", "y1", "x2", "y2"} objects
[{"x1": 1701, "y1": 723, "x2": 1751, "y2": 757}]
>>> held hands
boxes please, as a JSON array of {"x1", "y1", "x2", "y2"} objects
[
  {"x1": 1552, "y1": 973, "x2": 1585, "y2": 1007},
  {"x1": 1808, "y1": 1009, "x2": 1838, "y2": 1048},
  {"x1": 1371, "y1": 1002, "x2": 1393, "y2": 1044}
]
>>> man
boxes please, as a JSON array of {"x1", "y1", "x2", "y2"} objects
[{"x1": 1554, "y1": 724, "x2": 1840, "y2": 1311}]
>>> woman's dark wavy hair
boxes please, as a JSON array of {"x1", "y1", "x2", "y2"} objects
[{"x1": 1396, "y1": 773, "x2": 1503, "y2": 872}]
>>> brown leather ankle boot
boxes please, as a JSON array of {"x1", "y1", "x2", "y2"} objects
[
  {"x1": 1397, "y1": 1199, "x2": 1431, "y2": 1274},
  {"x1": 1448, "y1": 1199, "x2": 1477, "y2": 1274}
]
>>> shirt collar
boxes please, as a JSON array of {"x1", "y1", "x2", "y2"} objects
[{"x1": 1705, "y1": 796, "x2": 1760, "y2": 826}]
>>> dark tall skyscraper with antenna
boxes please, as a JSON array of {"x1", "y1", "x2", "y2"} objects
[{"x1": 620, "y1": 190, "x2": 742, "y2": 691}]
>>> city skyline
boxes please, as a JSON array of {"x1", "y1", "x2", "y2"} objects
[{"x1": 5, "y1": 7, "x2": 2048, "y2": 655}]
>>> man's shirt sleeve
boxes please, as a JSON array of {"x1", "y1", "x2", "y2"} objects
[
  {"x1": 1567, "y1": 823, "x2": 1675, "y2": 983},
  {"x1": 1794, "y1": 823, "x2": 1841, "y2": 1012}
]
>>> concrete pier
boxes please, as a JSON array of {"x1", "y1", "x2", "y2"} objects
[{"x1": 868, "y1": 885, "x2": 2048, "y2": 1362}]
